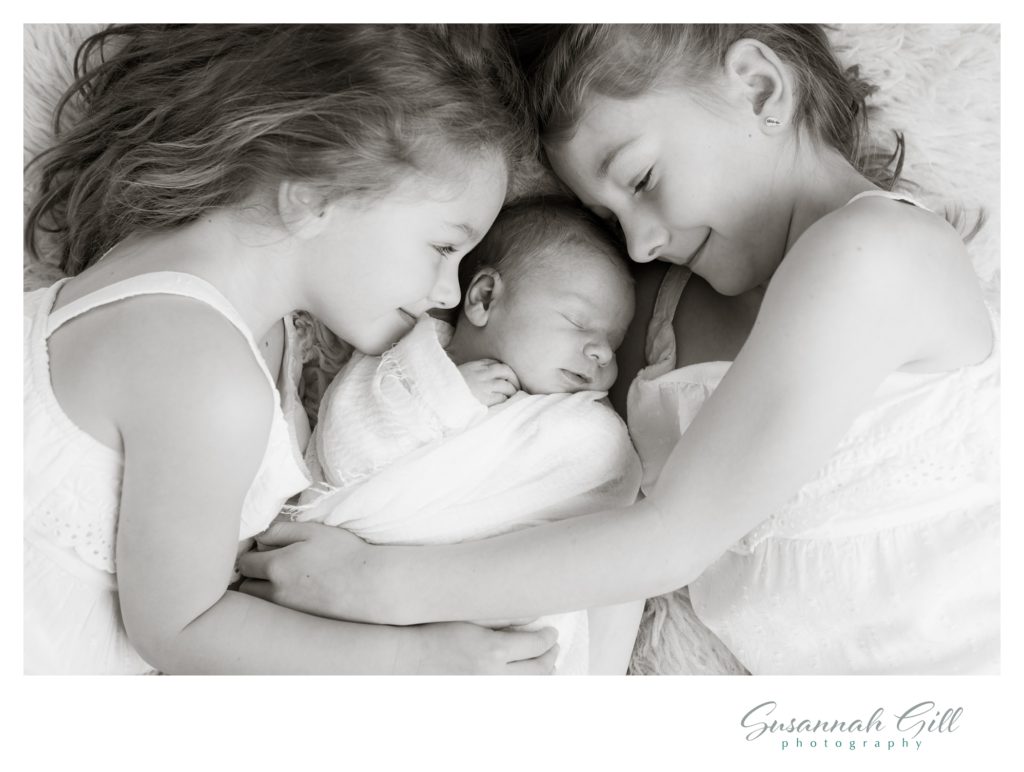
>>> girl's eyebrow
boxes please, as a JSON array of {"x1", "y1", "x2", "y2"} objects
[
  {"x1": 446, "y1": 222, "x2": 480, "y2": 241},
  {"x1": 597, "y1": 139, "x2": 637, "y2": 178}
]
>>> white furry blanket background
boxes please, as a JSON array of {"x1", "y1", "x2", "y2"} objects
[{"x1": 23, "y1": 24, "x2": 1000, "y2": 675}]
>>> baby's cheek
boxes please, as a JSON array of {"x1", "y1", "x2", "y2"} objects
[
  {"x1": 594, "y1": 361, "x2": 619, "y2": 391},
  {"x1": 514, "y1": 367, "x2": 556, "y2": 396}
]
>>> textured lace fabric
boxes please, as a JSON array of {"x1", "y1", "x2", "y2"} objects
[
  {"x1": 302, "y1": 316, "x2": 486, "y2": 496},
  {"x1": 625, "y1": 192, "x2": 1000, "y2": 674},
  {"x1": 23, "y1": 273, "x2": 310, "y2": 673}
]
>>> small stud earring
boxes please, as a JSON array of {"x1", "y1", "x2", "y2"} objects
[{"x1": 764, "y1": 116, "x2": 783, "y2": 128}]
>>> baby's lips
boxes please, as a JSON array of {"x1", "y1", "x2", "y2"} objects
[{"x1": 559, "y1": 368, "x2": 591, "y2": 388}]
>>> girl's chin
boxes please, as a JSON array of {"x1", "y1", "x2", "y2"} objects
[
  {"x1": 348, "y1": 324, "x2": 406, "y2": 356},
  {"x1": 339, "y1": 311, "x2": 422, "y2": 355},
  {"x1": 698, "y1": 264, "x2": 756, "y2": 297}
]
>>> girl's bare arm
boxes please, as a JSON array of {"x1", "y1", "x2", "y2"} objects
[
  {"x1": 377, "y1": 208, "x2": 983, "y2": 622},
  {"x1": 109, "y1": 298, "x2": 556, "y2": 674},
  {"x1": 242, "y1": 206, "x2": 990, "y2": 626}
]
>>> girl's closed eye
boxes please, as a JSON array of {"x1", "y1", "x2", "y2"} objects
[
  {"x1": 433, "y1": 244, "x2": 458, "y2": 259},
  {"x1": 632, "y1": 167, "x2": 654, "y2": 195}
]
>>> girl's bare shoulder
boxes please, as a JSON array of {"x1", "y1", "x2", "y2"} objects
[
  {"x1": 770, "y1": 195, "x2": 990, "y2": 370},
  {"x1": 794, "y1": 194, "x2": 967, "y2": 281},
  {"x1": 51, "y1": 294, "x2": 273, "y2": 445}
]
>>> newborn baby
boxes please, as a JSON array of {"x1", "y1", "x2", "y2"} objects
[{"x1": 291, "y1": 199, "x2": 643, "y2": 674}]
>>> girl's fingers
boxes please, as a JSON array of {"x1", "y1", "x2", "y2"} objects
[
  {"x1": 471, "y1": 617, "x2": 539, "y2": 629},
  {"x1": 500, "y1": 625, "x2": 559, "y2": 663},
  {"x1": 254, "y1": 520, "x2": 315, "y2": 548},
  {"x1": 505, "y1": 643, "x2": 559, "y2": 675},
  {"x1": 236, "y1": 547, "x2": 273, "y2": 579},
  {"x1": 236, "y1": 578, "x2": 273, "y2": 600}
]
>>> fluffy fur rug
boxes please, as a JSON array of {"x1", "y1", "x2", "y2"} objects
[{"x1": 23, "y1": 24, "x2": 1000, "y2": 675}]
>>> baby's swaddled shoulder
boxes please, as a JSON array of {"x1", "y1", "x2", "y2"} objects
[
  {"x1": 529, "y1": 391, "x2": 629, "y2": 439},
  {"x1": 526, "y1": 391, "x2": 641, "y2": 501}
]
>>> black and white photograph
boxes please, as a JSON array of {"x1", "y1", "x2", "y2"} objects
[{"x1": 14, "y1": 8, "x2": 1014, "y2": 770}]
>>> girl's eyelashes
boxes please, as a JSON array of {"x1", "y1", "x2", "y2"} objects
[
  {"x1": 561, "y1": 314, "x2": 584, "y2": 330},
  {"x1": 632, "y1": 167, "x2": 653, "y2": 195},
  {"x1": 433, "y1": 244, "x2": 458, "y2": 258}
]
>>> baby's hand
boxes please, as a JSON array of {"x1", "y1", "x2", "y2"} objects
[{"x1": 458, "y1": 358, "x2": 520, "y2": 407}]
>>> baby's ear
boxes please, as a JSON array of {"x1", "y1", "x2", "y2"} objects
[{"x1": 462, "y1": 267, "x2": 504, "y2": 327}]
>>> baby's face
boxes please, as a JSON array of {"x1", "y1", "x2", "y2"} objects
[{"x1": 483, "y1": 245, "x2": 634, "y2": 394}]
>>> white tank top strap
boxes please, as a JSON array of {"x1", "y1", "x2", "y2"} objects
[
  {"x1": 47, "y1": 271, "x2": 243, "y2": 336},
  {"x1": 44, "y1": 271, "x2": 278, "y2": 386},
  {"x1": 643, "y1": 265, "x2": 693, "y2": 371},
  {"x1": 845, "y1": 189, "x2": 933, "y2": 212}
]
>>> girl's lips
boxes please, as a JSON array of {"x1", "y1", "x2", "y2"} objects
[{"x1": 397, "y1": 308, "x2": 417, "y2": 325}]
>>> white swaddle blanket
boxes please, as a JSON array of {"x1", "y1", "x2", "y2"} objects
[{"x1": 289, "y1": 317, "x2": 642, "y2": 674}]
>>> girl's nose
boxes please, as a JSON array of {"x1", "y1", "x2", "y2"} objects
[
  {"x1": 622, "y1": 212, "x2": 668, "y2": 263},
  {"x1": 430, "y1": 263, "x2": 462, "y2": 309}
]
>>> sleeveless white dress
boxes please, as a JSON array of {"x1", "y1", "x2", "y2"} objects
[
  {"x1": 23, "y1": 272, "x2": 311, "y2": 674},
  {"x1": 626, "y1": 192, "x2": 1000, "y2": 674}
]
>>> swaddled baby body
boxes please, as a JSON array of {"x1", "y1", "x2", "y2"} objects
[{"x1": 290, "y1": 199, "x2": 644, "y2": 674}]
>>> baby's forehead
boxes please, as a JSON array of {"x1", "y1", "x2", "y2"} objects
[
  {"x1": 519, "y1": 239, "x2": 624, "y2": 281},
  {"x1": 512, "y1": 247, "x2": 630, "y2": 306}
]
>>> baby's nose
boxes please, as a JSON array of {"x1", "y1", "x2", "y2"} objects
[{"x1": 585, "y1": 339, "x2": 613, "y2": 367}]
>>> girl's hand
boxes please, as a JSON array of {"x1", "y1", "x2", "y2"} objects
[
  {"x1": 458, "y1": 358, "x2": 520, "y2": 407},
  {"x1": 398, "y1": 622, "x2": 559, "y2": 675},
  {"x1": 470, "y1": 617, "x2": 540, "y2": 629},
  {"x1": 238, "y1": 521, "x2": 560, "y2": 674},
  {"x1": 238, "y1": 521, "x2": 380, "y2": 621}
]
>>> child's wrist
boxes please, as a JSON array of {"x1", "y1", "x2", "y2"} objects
[
  {"x1": 378, "y1": 545, "x2": 438, "y2": 626},
  {"x1": 364, "y1": 545, "x2": 415, "y2": 626}
]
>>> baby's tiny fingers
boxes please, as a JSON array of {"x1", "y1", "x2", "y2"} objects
[
  {"x1": 480, "y1": 391, "x2": 509, "y2": 407},
  {"x1": 465, "y1": 358, "x2": 500, "y2": 371},
  {"x1": 485, "y1": 363, "x2": 520, "y2": 388},
  {"x1": 491, "y1": 379, "x2": 518, "y2": 398}
]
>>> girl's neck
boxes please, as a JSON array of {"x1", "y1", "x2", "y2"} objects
[{"x1": 783, "y1": 146, "x2": 878, "y2": 252}]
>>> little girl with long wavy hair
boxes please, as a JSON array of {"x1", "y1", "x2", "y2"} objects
[{"x1": 23, "y1": 23, "x2": 560, "y2": 674}]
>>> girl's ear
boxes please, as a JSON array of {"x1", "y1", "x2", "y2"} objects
[
  {"x1": 723, "y1": 39, "x2": 795, "y2": 133},
  {"x1": 462, "y1": 267, "x2": 504, "y2": 327},
  {"x1": 277, "y1": 181, "x2": 331, "y2": 238}
]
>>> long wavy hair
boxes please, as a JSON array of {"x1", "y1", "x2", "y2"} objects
[{"x1": 25, "y1": 24, "x2": 534, "y2": 276}]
